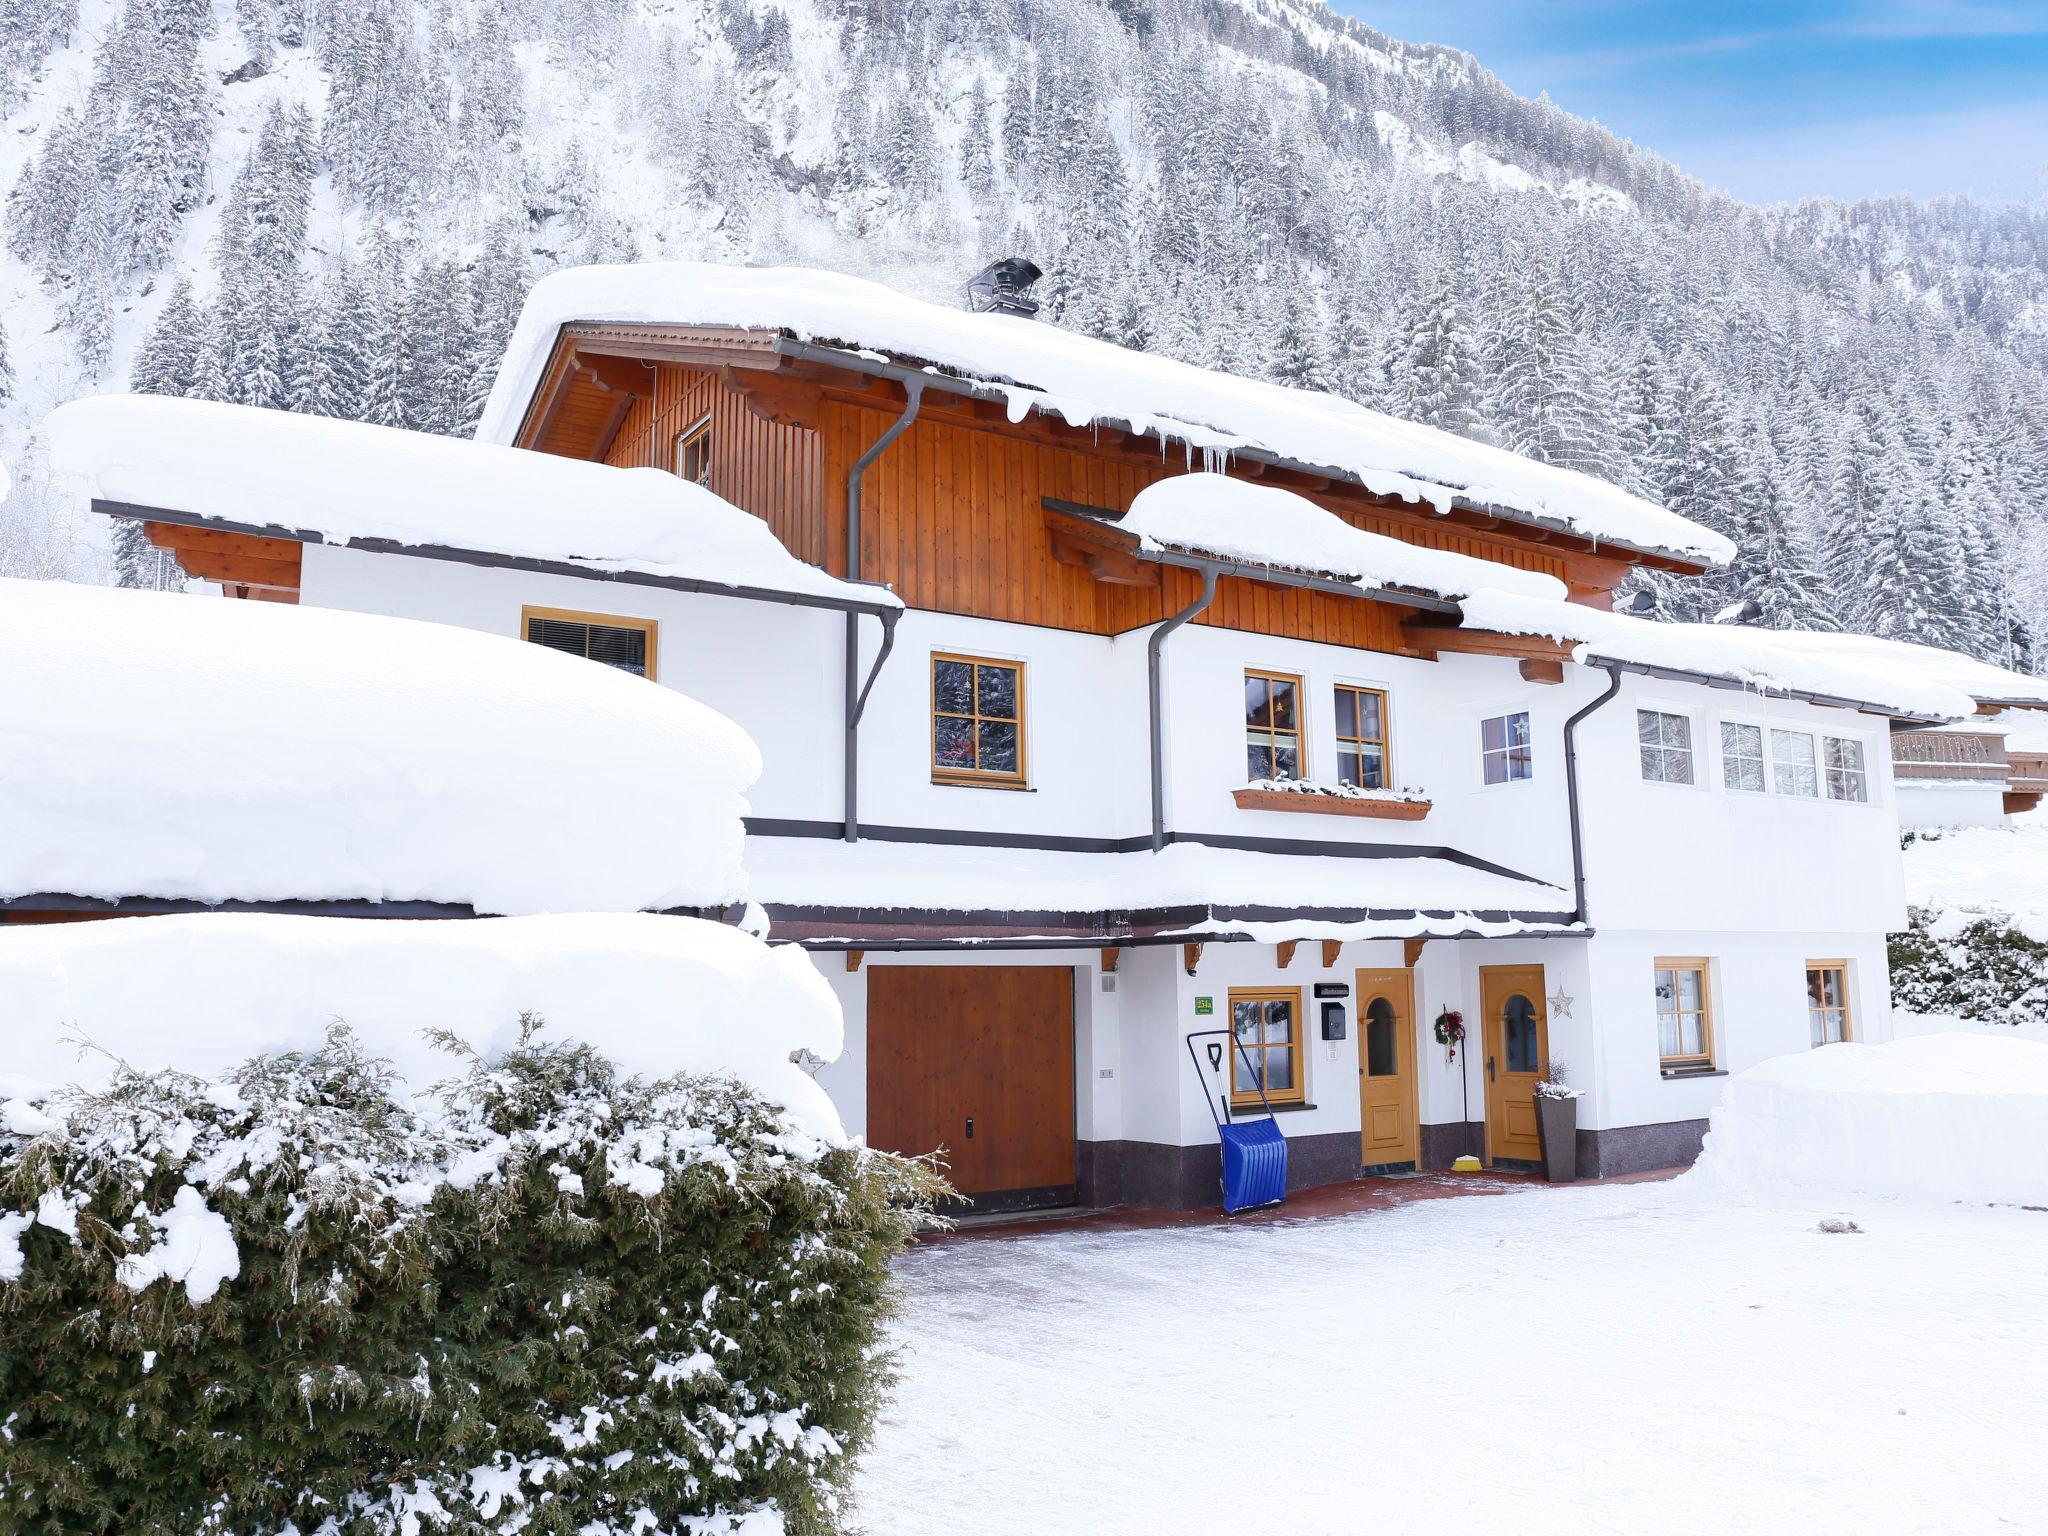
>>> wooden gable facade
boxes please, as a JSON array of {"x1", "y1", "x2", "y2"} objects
[{"x1": 508, "y1": 322, "x2": 1688, "y2": 660}]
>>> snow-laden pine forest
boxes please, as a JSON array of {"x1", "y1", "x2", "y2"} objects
[{"x1": 3, "y1": 0, "x2": 2047, "y2": 663}]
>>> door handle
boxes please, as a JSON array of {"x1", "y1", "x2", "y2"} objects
[
  {"x1": 965, "y1": 1116, "x2": 974, "y2": 1140},
  {"x1": 1487, "y1": 1055, "x2": 1496, "y2": 1083}
]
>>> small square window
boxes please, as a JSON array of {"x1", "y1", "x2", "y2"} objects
[
  {"x1": 1823, "y1": 737, "x2": 1868, "y2": 803},
  {"x1": 1637, "y1": 710, "x2": 1694, "y2": 785},
  {"x1": 931, "y1": 653, "x2": 1025, "y2": 786},
  {"x1": 1229, "y1": 986, "x2": 1304, "y2": 1107},
  {"x1": 1770, "y1": 729, "x2": 1819, "y2": 797},
  {"x1": 1482, "y1": 711, "x2": 1533, "y2": 785},
  {"x1": 1721, "y1": 721, "x2": 1766, "y2": 793}
]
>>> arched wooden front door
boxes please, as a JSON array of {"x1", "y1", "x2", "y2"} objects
[
  {"x1": 1355, "y1": 967, "x2": 1419, "y2": 1169},
  {"x1": 1480, "y1": 964, "x2": 1548, "y2": 1166}
]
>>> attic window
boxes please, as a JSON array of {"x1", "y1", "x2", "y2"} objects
[
  {"x1": 676, "y1": 416, "x2": 712, "y2": 487},
  {"x1": 523, "y1": 606, "x2": 656, "y2": 679}
]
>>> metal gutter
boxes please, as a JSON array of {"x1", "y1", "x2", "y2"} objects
[
  {"x1": 92, "y1": 501, "x2": 902, "y2": 619},
  {"x1": 771, "y1": 337, "x2": 1717, "y2": 573},
  {"x1": 1147, "y1": 566, "x2": 1219, "y2": 851},
  {"x1": 1581, "y1": 652, "x2": 1949, "y2": 726},
  {"x1": 842, "y1": 379, "x2": 925, "y2": 842},
  {"x1": 1561, "y1": 664, "x2": 1625, "y2": 926}
]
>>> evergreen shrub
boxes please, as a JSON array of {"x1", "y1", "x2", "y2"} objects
[
  {"x1": 1888, "y1": 904, "x2": 2048, "y2": 1028},
  {"x1": 0, "y1": 1020, "x2": 943, "y2": 1536}
]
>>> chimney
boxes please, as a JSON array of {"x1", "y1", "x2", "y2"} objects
[{"x1": 963, "y1": 257, "x2": 1044, "y2": 318}]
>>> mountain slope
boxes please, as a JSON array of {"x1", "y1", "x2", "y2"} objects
[{"x1": 1, "y1": 0, "x2": 2044, "y2": 665}]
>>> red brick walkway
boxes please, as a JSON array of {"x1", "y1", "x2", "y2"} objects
[{"x1": 923, "y1": 1165, "x2": 1683, "y2": 1244}]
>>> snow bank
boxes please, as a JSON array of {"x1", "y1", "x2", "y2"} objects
[
  {"x1": 1694, "y1": 1033, "x2": 2048, "y2": 1205},
  {"x1": 1459, "y1": 588, "x2": 2048, "y2": 721},
  {"x1": 44, "y1": 395, "x2": 895, "y2": 610},
  {"x1": 0, "y1": 578, "x2": 759, "y2": 915},
  {"x1": 1903, "y1": 819, "x2": 2048, "y2": 938},
  {"x1": 1120, "y1": 473, "x2": 1566, "y2": 602},
  {"x1": 475, "y1": 262, "x2": 1734, "y2": 567},
  {"x1": 0, "y1": 911, "x2": 845, "y2": 1139},
  {"x1": 1998, "y1": 707, "x2": 2048, "y2": 754},
  {"x1": 744, "y1": 835, "x2": 1571, "y2": 926}
]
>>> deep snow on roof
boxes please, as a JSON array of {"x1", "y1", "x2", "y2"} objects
[
  {"x1": 1457, "y1": 589, "x2": 2048, "y2": 722},
  {"x1": 743, "y1": 835, "x2": 1575, "y2": 938},
  {"x1": 0, "y1": 912, "x2": 845, "y2": 1141},
  {"x1": 44, "y1": 394, "x2": 896, "y2": 610},
  {"x1": 0, "y1": 578, "x2": 760, "y2": 915},
  {"x1": 1119, "y1": 473, "x2": 1567, "y2": 603},
  {"x1": 474, "y1": 261, "x2": 1735, "y2": 568}
]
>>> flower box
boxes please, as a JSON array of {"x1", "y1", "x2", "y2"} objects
[{"x1": 1231, "y1": 780, "x2": 1433, "y2": 820}]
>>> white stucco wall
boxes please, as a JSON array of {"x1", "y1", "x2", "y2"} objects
[{"x1": 1895, "y1": 780, "x2": 2008, "y2": 832}]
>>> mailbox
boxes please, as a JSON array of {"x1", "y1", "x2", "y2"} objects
[{"x1": 1320, "y1": 1001, "x2": 1346, "y2": 1041}]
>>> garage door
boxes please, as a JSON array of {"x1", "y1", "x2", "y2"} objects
[{"x1": 867, "y1": 965, "x2": 1077, "y2": 1210}]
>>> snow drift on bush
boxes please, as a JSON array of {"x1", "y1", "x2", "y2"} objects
[
  {"x1": 0, "y1": 578, "x2": 760, "y2": 915},
  {"x1": 0, "y1": 911, "x2": 844, "y2": 1140},
  {"x1": 1694, "y1": 1033, "x2": 2048, "y2": 1206}
]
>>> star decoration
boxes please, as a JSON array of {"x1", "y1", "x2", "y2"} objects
[{"x1": 1547, "y1": 990, "x2": 1575, "y2": 1019}]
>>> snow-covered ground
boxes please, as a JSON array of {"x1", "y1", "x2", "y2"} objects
[
  {"x1": 1904, "y1": 817, "x2": 2048, "y2": 938},
  {"x1": 854, "y1": 1035, "x2": 2048, "y2": 1535},
  {"x1": 854, "y1": 1179, "x2": 2047, "y2": 1535}
]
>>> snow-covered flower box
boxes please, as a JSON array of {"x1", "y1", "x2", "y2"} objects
[{"x1": 1232, "y1": 779, "x2": 1434, "y2": 820}]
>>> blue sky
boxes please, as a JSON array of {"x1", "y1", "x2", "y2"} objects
[{"x1": 1331, "y1": 1, "x2": 2048, "y2": 206}]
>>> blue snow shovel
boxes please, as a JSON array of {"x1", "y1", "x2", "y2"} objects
[{"x1": 1185, "y1": 1028, "x2": 1289, "y2": 1214}]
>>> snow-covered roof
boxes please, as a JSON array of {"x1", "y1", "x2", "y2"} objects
[
  {"x1": 1119, "y1": 473, "x2": 1567, "y2": 603},
  {"x1": 475, "y1": 262, "x2": 1736, "y2": 570},
  {"x1": 0, "y1": 579, "x2": 759, "y2": 916},
  {"x1": 0, "y1": 912, "x2": 845, "y2": 1141},
  {"x1": 1456, "y1": 589, "x2": 2048, "y2": 722},
  {"x1": 743, "y1": 835, "x2": 1576, "y2": 940},
  {"x1": 1998, "y1": 708, "x2": 2048, "y2": 755},
  {"x1": 44, "y1": 395, "x2": 897, "y2": 612}
]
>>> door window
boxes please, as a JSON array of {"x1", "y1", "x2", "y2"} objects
[
  {"x1": 1365, "y1": 995, "x2": 1398, "y2": 1077},
  {"x1": 1503, "y1": 993, "x2": 1539, "y2": 1073}
]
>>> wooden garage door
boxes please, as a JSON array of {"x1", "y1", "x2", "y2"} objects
[{"x1": 867, "y1": 966, "x2": 1076, "y2": 1207}]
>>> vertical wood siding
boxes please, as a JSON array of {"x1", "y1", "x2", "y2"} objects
[{"x1": 599, "y1": 363, "x2": 1571, "y2": 654}]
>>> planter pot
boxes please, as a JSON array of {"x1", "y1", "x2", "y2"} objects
[
  {"x1": 1534, "y1": 1093, "x2": 1578, "y2": 1183},
  {"x1": 1231, "y1": 787, "x2": 1432, "y2": 820}
]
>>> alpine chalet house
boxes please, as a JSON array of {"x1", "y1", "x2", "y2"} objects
[{"x1": 55, "y1": 261, "x2": 2048, "y2": 1210}]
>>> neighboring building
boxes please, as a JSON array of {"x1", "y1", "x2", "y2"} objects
[
  {"x1": 1892, "y1": 712, "x2": 2048, "y2": 830},
  {"x1": 48, "y1": 262, "x2": 2048, "y2": 1210}
]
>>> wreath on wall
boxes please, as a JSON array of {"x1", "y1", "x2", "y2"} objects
[{"x1": 1433, "y1": 1007, "x2": 1466, "y2": 1065}]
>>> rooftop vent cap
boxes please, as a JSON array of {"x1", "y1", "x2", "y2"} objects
[
  {"x1": 1712, "y1": 597, "x2": 1764, "y2": 626},
  {"x1": 964, "y1": 257, "x2": 1044, "y2": 318}
]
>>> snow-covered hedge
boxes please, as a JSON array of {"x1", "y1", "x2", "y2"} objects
[
  {"x1": 0, "y1": 1024, "x2": 943, "y2": 1536},
  {"x1": 1888, "y1": 904, "x2": 2048, "y2": 1029}
]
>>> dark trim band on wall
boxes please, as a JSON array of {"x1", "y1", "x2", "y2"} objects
[
  {"x1": 743, "y1": 817, "x2": 1560, "y2": 889},
  {"x1": 1, "y1": 893, "x2": 750, "y2": 923},
  {"x1": 90, "y1": 501, "x2": 903, "y2": 619}
]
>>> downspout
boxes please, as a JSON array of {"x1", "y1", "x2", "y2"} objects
[
  {"x1": 1562, "y1": 662, "x2": 1625, "y2": 925},
  {"x1": 1147, "y1": 566, "x2": 1220, "y2": 852},
  {"x1": 843, "y1": 379, "x2": 925, "y2": 842}
]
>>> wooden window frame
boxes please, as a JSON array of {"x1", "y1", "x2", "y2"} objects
[
  {"x1": 1653, "y1": 956, "x2": 1715, "y2": 1071},
  {"x1": 930, "y1": 651, "x2": 1027, "y2": 788},
  {"x1": 1806, "y1": 960, "x2": 1853, "y2": 1047},
  {"x1": 1227, "y1": 984, "x2": 1306, "y2": 1109},
  {"x1": 1333, "y1": 683, "x2": 1391, "y2": 790},
  {"x1": 1245, "y1": 669, "x2": 1306, "y2": 782},
  {"x1": 675, "y1": 414, "x2": 713, "y2": 487},
  {"x1": 1637, "y1": 708, "x2": 1695, "y2": 786},
  {"x1": 1481, "y1": 710, "x2": 1534, "y2": 786},
  {"x1": 521, "y1": 604, "x2": 659, "y2": 680}
]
